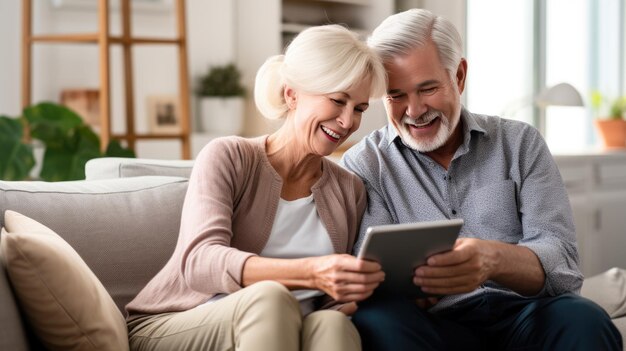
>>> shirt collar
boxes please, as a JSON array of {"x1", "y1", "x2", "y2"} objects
[
  {"x1": 461, "y1": 106, "x2": 487, "y2": 137},
  {"x1": 456, "y1": 107, "x2": 487, "y2": 157}
]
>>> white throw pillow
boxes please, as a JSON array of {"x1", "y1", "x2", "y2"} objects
[{"x1": 0, "y1": 210, "x2": 129, "y2": 351}]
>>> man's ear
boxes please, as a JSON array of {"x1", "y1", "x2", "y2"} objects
[
  {"x1": 456, "y1": 58, "x2": 468, "y2": 95},
  {"x1": 284, "y1": 86, "x2": 297, "y2": 109}
]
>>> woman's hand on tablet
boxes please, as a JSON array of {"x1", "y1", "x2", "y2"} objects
[{"x1": 309, "y1": 254, "x2": 385, "y2": 302}]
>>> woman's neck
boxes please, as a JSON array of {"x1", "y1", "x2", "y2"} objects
[{"x1": 266, "y1": 124, "x2": 323, "y2": 199}]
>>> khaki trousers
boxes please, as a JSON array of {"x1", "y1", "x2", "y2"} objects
[{"x1": 128, "y1": 281, "x2": 361, "y2": 351}]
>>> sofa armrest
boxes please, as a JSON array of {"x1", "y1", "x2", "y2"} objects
[
  {"x1": 85, "y1": 157, "x2": 195, "y2": 180},
  {"x1": 581, "y1": 267, "x2": 626, "y2": 318}
]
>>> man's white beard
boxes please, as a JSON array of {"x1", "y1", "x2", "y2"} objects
[{"x1": 398, "y1": 108, "x2": 460, "y2": 152}]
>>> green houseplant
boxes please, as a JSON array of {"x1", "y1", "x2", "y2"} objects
[
  {"x1": 197, "y1": 63, "x2": 246, "y2": 135},
  {"x1": 0, "y1": 115, "x2": 35, "y2": 180},
  {"x1": 0, "y1": 102, "x2": 135, "y2": 181},
  {"x1": 591, "y1": 92, "x2": 626, "y2": 149},
  {"x1": 198, "y1": 63, "x2": 246, "y2": 97}
]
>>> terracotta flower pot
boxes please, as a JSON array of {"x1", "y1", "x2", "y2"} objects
[{"x1": 594, "y1": 119, "x2": 626, "y2": 149}]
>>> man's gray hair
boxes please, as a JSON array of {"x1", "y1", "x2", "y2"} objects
[{"x1": 367, "y1": 9, "x2": 463, "y2": 79}]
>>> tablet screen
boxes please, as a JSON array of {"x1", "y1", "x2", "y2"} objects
[{"x1": 357, "y1": 219, "x2": 463, "y2": 299}]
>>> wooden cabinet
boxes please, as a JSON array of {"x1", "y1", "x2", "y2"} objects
[
  {"x1": 21, "y1": 0, "x2": 192, "y2": 158},
  {"x1": 555, "y1": 152, "x2": 626, "y2": 277}
]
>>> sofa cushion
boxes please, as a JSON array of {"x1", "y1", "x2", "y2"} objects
[
  {"x1": 0, "y1": 176, "x2": 188, "y2": 313},
  {"x1": 85, "y1": 157, "x2": 194, "y2": 180},
  {"x1": 581, "y1": 267, "x2": 626, "y2": 318},
  {"x1": 1, "y1": 211, "x2": 129, "y2": 351},
  {"x1": 0, "y1": 251, "x2": 30, "y2": 351}
]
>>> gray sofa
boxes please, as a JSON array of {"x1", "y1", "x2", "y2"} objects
[{"x1": 0, "y1": 157, "x2": 624, "y2": 350}]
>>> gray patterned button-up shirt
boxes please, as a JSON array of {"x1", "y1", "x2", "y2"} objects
[{"x1": 340, "y1": 107, "x2": 583, "y2": 312}]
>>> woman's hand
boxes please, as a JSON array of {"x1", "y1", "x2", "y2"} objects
[
  {"x1": 337, "y1": 302, "x2": 358, "y2": 316},
  {"x1": 309, "y1": 254, "x2": 384, "y2": 302}
]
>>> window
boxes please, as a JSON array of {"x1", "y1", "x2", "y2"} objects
[
  {"x1": 466, "y1": 0, "x2": 625, "y2": 152},
  {"x1": 466, "y1": 0, "x2": 534, "y2": 125},
  {"x1": 544, "y1": 0, "x2": 589, "y2": 152}
]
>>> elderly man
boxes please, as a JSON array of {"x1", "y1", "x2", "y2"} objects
[{"x1": 341, "y1": 8, "x2": 621, "y2": 351}]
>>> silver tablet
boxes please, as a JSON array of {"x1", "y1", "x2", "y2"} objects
[{"x1": 357, "y1": 219, "x2": 464, "y2": 299}]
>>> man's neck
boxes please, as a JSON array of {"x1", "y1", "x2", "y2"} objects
[{"x1": 424, "y1": 120, "x2": 464, "y2": 170}]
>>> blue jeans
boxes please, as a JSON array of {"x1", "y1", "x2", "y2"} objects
[{"x1": 352, "y1": 292, "x2": 622, "y2": 351}]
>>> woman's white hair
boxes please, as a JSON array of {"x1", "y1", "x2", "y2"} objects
[
  {"x1": 255, "y1": 24, "x2": 387, "y2": 120},
  {"x1": 367, "y1": 9, "x2": 463, "y2": 80}
]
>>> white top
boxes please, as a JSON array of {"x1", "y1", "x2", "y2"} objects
[
  {"x1": 200, "y1": 194, "x2": 333, "y2": 315},
  {"x1": 261, "y1": 194, "x2": 334, "y2": 315}
]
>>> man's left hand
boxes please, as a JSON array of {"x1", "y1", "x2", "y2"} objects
[{"x1": 412, "y1": 238, "x2": 497, "y2": 295}]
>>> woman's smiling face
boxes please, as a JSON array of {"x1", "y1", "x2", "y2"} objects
[{"x1": 286, "y1": 78, "x2": 372, "y2": 156}]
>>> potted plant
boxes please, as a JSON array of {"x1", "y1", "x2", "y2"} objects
[
  {"x1": 197, "y1": 63, "x2": 246, "y2": 135},
  {"x1": 591, "y1": 91, "x2": 626, "y2": 149},
  {"x1": 0, "y1": 102, "x2": 135, "y2": 181}
]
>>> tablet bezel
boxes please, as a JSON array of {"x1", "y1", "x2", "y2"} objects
[{"x1": 357, "y1": 218, "x2": 464, "y2": 299}]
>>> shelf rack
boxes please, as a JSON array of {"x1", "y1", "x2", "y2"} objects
[{"x1": 21, "y1": 0, "x2": 192, "y2": 159}]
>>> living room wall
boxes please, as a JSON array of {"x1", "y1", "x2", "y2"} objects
[{"x1": 0, "y1": 0, "x2": 466, "y2": 157}]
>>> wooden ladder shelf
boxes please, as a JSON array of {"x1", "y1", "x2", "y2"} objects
[{"x1": 22, "y1": 0, "x2": 192, "y2": 159}]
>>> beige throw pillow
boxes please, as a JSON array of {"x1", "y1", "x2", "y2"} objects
[
  {"x1": 0, "y1": 210, "x2": 129, "y2": 351},
  {"x1": 581, "y1": 267, "x2": 626, "y2": 319}
]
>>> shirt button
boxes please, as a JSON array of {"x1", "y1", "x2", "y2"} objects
[{"x1": 452, "y1": 209, "x2": 457, "y2": 215}]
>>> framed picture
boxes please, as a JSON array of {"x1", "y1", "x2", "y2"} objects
[
  {"x1": 147, "y1": 95, "x2": 181, "y2": 134},
  {"x1": 60, "y1": 89, "x2": 100, "y2": 127}
]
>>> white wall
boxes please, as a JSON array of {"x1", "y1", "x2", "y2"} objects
[
  {"x1": 0, "y1": 1, "x2": 29, "y2": 117},
  {"x1": 420, "y1": 0, "x2": 467, "y2": 45}
]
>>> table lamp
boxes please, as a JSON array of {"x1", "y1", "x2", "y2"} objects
[{"x1": 534, "y1": 82, "x2": 584, "y2": 135}]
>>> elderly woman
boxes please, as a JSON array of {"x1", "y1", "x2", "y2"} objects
[{"x1": 125, "y1": 24, "x2": 387, "y2": 351}]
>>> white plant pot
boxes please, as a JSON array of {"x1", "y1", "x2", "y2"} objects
[{"x1": 199, "y1": 97, "x2": 245, "y2": 135}]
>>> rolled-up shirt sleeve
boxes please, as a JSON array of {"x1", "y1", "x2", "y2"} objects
[{"x1": 515, "y1": 127, "x2": 583, "y2": 296}]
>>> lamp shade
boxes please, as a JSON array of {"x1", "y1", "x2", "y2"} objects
[{"x1": 535, "y1": 82, "x2": 584, "y2": 107}]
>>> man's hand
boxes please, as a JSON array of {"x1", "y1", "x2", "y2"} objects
[
  {"x1": 412, "y1": 238, "x2": 545, "y2": 296},
  {"x1": 412, "y1": 238, "x2": 495, "y2": 295}
]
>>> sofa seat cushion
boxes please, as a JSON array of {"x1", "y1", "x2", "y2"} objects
[
  {"x1": 0, "y1": 176, "x2": 188, "y2": 313},
  {"x1": 1, "y1": 211, "x2": 129, "y2": 351}
]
